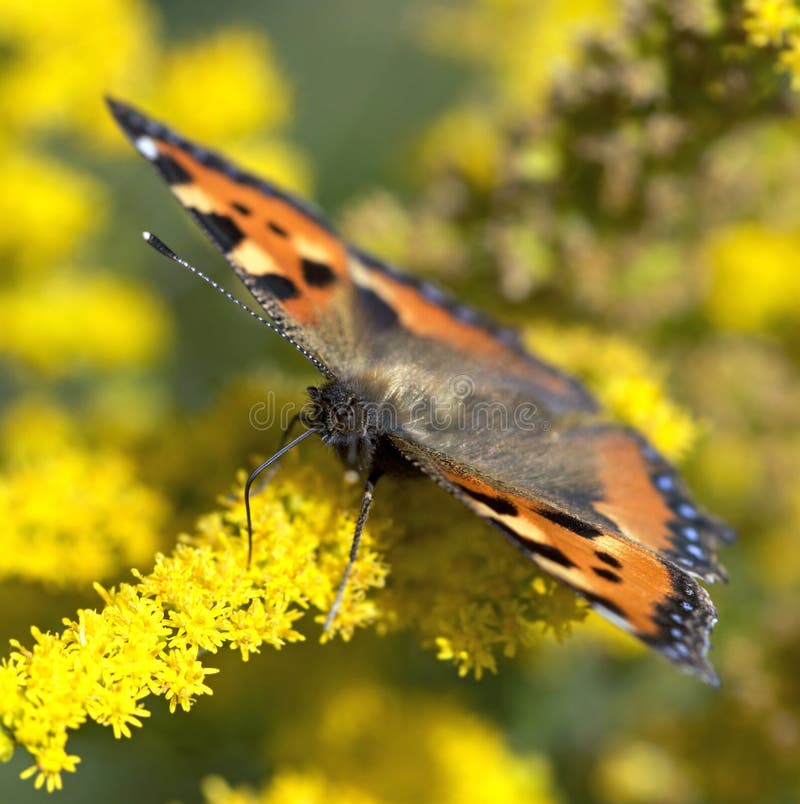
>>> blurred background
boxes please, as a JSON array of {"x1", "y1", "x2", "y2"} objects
[{"x1": 1, "y1": 0, "x2": 800, "y2": 801}]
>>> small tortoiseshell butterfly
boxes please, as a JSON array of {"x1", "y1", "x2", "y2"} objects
[{"x1": 107, "y1": 98, "x2": 734, "y2": 684}]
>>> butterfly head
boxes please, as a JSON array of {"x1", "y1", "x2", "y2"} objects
[{"x1": 303, "y1": 381, "x2": 394, "y2": 469}]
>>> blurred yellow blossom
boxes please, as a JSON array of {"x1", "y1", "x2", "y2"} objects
[
  {"x1": 744, "y1": 0, "x2": 800, "y2": 89},
  {"x1": 202, "y1": 772, "x2": 376, "y2": 804},
  {"x1": 744, "y1": 0, "x2": 800, "y2": 47},
  {"x1": 595, "y1": 741, "x2": 696, "y2": 804},
  {"x1": 0, "y1": 441, "x2": 164, "y2": 586},
  {"x1": 270, "y1": 683, "x2": 558, "y2": 804},
  {"x1": 703, "y1": 223, "x2": 800, "y2": 332},
  {"x1": 232, "y1": 139, "x2": 313, "y2": 196},
  {"x1": 0, "y1": 400, "x2": 167, "y2": 586},
  {"x1": 1, "y1": 399, "x2": 79, "y2": 462},
  {"x1": 0, "y1": 730, "x2": 14, "y2": 764},
  {"x1": 0, "y1": 275, "x2": 171, "y2": 374},
  {"x1": 149, "y1": 28, "x2": 291, "y2": 145},
  {"x1": 417, "y1": 105, "x2": 506, "y2": 188},
  {"x1": 420, "y1": 0, "x2": 617, "y2": 112},
  {"x1": 0, "y1": 153, "x2": 104, "y2": 272},
  {"x1": 780, "y1": 35, "x2": 800, "y2": 87},
  {"x1": 527, "y1": 326, "x2": 701, "y2": 461},
  {"x1": 0, "y1": 0, "x2": 157, "y2": 139}
]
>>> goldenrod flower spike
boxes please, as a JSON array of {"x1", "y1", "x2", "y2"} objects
[{"x1": 0, "y1": 473, "x2": 388, "y2": 791}]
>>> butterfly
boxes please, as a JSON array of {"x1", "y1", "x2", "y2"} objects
[{"x1": 107, "y1": 97, "x2": 734, "y2": 685}]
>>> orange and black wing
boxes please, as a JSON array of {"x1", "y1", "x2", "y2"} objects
[
  {"x1": 108, "y1": 97, "x2": 361, "y2": 375},
  {"x1": 392, "y1": 431, "x2": 729, "y2": 684},
  {"x1": 107, "y1": 98, "x2": 596, "y2": 412},
  {"x1": 345, "y1": 247, "x2": 596, "y2": 413},
  {"x1": 574, "y1": 427, "x2": 735, "y2": 582}
]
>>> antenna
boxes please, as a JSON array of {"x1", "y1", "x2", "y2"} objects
[
  {"x1": 142, "y1": 232, "x2": 282, "y2": 334},
  {"x1": 141, "y1": 232, "x2": 332, "y2": 377},
  {"x1": 243, "y1": 427, "x2": 315, "y2": 565}
]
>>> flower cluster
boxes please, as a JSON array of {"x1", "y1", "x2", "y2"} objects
[
  {"x1": 0, "y1": 470, "x2": 387, "y2": 791},
  {"x1": 744, "y1": 0, "x2": 800, "y2": 87},
  {"x1": 0, "y1": 0, "x2": 309, "y2": 580},
  {"x1": 200, "y1": 683, "x2": 557, "y2": 804}
]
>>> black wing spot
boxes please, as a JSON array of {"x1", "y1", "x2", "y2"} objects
[
  {"x1": 457, "y1": 484, "x2": 518, "y2": 516},
  {"x1": 592, "y1": 567, "x2": 622, "y2": 583},
  {"x1": 489, "y1": 518, "x2": 576, "y2": 568},
  {"x1": 530, "y1": 541, "x2": 578, "y2": 569},
  {"x1": 301, "y1": 258, "x2": 337, "y2": 288},
  {"x1": 583, "y1": 591, "x2": 626, "y2": 619},
  {"x1": 595, "y1": 550, "x2": 622, "y2": 569},
  {"x1": 191, "y1": 210, "x2": 245, "y2": 253},
  {"x1": 153, "y1": 154, "x2": 192, "y2": 185},
  {"x1": 251, "y1": 274, "x2": 299, "y2": 301},
  {"x1": 268, "y1": 220, "x2": 289, "y2": 237},
  {"x1": 538, "y1": 509, "x2": 603, "y2": 540},
  {"x1": 358, "y1": 287, "x2": 399, "y2": 330},
  {"x1": 231, "y1": 201, "x2": 251, "y2": 215}
]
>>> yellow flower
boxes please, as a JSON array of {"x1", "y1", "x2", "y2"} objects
[
  {"x1": 420, "y1": 0, "x2": 617, "y2": 112},
  {"x1": 780, "y1": 34, "x2": 800, "y2": 87},
  {"x1": 0, "y1": 152, "x2": 104, "y2": 272},
  {"x1": 84, "y1": 681, "x2": 151, "y2": 739},
  {"x1": 744, "y1": 0, "x2": 799, "y2": 47},
  {"x1": 0, "y1": 453, "x2": 589, "y2": 792},
  {"x1": 595, "y1": 741, "x2": 695, "y2": 804},
  {"x1": 743, "y1": 0, "x2": 800, "y2": 92},
  {"x1": 264, "y1": 682, "x2": 559, "y2": 804},
  {"x1": 19, "y1": 742, "x2": 81, "y2": 793},
  {"x1": 0, "y1": 440, "x2": 165, "y2": 586},
  {"x1": 232, "y1": 138, "x2": 313, "y2": 196},
  {"x1": 0, "y1": 274, "x2": 171, "y2": 375},
  {"x1": 417, "y1": 105, "x2": 506, "y2": 188},
  {"x1": 0, "y1": 0, "x2": 157, "y2": 139},
  {"x1": 0, "y1": 471, "x2": 386, "y2": 789},
  {"x1": 202, "y1": 771, "x2": 377, "y2": 804},
  {"x1": 703, "y1": 223, "x2": 800, "y2": 332},
  {"x1": 149, "y1": 28, "x2": 291, "y2": 145},
  {"x1": 0, "y1": 399, "x2": 164, "y2": 587},
  {"x1": 0, "y1": 399, "x2": 78, "y2": 462}
]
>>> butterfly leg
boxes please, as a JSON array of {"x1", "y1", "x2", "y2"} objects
[{"x1": 323, "y1": 469, "x2": 382, "y2": 632}]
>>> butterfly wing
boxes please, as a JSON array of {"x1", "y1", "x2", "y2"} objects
[
  {"x1": 392, "y1": 432, "x2": 725, "y2": 683},
  {"x1": 345, "y1": 247, "x2": 597, "y2": 414},
  {"x1": 107, "y1": 98, "x2": 596, "y2": 412},
  {"x1": 108, "y1": 98, "x2": 366, "y2": 376},
  {"x1": 397, "y1": 407, "x2": 733, "y2": 582}
]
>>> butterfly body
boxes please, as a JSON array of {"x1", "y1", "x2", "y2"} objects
[{"x1": 108, "y1": 98, "x2": 733, "y2": 684}]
